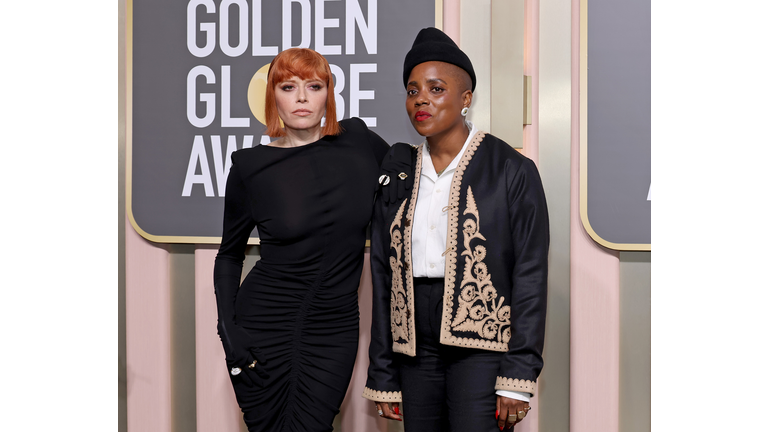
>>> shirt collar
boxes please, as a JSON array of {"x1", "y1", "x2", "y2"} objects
[{"x1": 421, "y1": 121, "x2": 478, "y2": 181}]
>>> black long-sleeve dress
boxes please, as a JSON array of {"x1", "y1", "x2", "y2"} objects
[{"x1": 214, "y1": 118, "x2": 389, "y2": 432}]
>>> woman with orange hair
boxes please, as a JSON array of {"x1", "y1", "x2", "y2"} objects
[{"x1": 213, "y1": 48, "x2": 390, "y2": 431}]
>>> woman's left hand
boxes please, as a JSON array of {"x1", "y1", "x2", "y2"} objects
[{"x1": 496, "y1": 396, "x2": 531, "y2": 430}]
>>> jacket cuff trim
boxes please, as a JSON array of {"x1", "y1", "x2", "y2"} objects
[
  {"x1": 362, "y1": 387, "x2": 403, "y2": 402},
  {"x1": 495, "y1": 377, "x2": 536, "y2": 395},
  {"x1": 439, "y1": 334, "x2": 509, "y2": 352}
]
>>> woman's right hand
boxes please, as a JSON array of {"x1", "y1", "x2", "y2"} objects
[
  {"x1": 374, "y1": 402, "x2": 402, "y2": 422},
  {"x1": 218, "y1": 321, "x2": 270, "y2": 386}
]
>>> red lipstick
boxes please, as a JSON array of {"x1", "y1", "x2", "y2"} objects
[{"x1": 415, "y1": 111, "x2": 431, "y2": 122}]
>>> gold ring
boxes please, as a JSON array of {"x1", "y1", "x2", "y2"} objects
[{"x1": 248, "y1": 360, "x2": 258, "y2": 369}]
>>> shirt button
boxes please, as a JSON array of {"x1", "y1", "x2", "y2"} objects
[
  {"x1": 429, "y1": 263, "x2": 435, "y2": 269},
  {"x1": 430, "y1": 225, "x2": 436, "y2": 230},
  {"x1": 436, "y1": 189, "x2": 441, "y2": 193}
]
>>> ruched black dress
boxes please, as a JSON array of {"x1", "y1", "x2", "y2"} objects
[{"x1": 214, "y1": 118, "x2": 389, "y2": 432}]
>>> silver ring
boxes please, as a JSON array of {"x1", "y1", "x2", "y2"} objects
[
  {"x1": 378, "y1": 409, "x2": 384, "y2": 416},
  {"x1": 230, "y1": 367, "x2": 242, "y2": 376}
]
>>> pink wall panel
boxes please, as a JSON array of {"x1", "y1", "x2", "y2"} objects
[
  {"x1": 195, "y1": 247, "x2": 244, "y2": 432},
  {"x1": 125, "y1": 217, "x2": 172, "y2": 432},
  {"x1": 568, "y1": 225, "x2": 620, "y2": 432},
  {"x1": 339, "y1": 253, "x2": 390, "y2": 432},
  {"x1": 570, "y1": 2, "x2": 621, "y2": 430},
  {"x1": 443, "y1": 0, "x2": 460, "y2": 42}
]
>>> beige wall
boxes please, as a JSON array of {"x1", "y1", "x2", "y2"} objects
[{"x1": 118, "y1": 1, "x2": 651, "y2": 431}]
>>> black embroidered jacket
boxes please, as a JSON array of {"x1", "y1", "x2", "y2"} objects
[{"x1": 363, "y1": 131, "x2": 550, "y2": 402}]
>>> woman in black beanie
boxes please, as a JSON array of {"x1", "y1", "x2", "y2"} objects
[{"x1": 363, "y1": 27, "x2": 550, "y2": 431}]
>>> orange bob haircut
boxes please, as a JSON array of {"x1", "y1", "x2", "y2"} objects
[{"x1": 264, "y1": 48, "x2": 342, "y2": 137}]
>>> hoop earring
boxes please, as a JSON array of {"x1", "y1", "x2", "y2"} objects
[{"x1": 461, "y1": 107, "x2": 469, "y2": 116}]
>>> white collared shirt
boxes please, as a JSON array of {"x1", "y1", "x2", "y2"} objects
[
  {"x1": 411, "y1": 121, "x2": 477, "y2": 278},
  {"x1": 410, "y1": 121, "x2": 531, "y2": 403}
]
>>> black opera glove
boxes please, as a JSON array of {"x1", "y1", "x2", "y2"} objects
[
  {"x1": 218, "y1": 320, "x2": 270, "y2": 387},
  {"x1": 378, "y1": 143, "x2": 416, "y2": 204}
]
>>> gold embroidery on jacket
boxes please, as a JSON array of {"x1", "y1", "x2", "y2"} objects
[
  {"x1": 439, "y1": 131, "x2": 507, "y2": 352},
  {"x1": 389, "y1": 200, "x2": 409, "y2": 345},
  {"x1": 392, "y1": 144, "x2": 423, "y2": 357},
  {"x1": 450, "y1": 187, "x2": 512, "y2": 343},
  {"x1": 387, "y1": 144, "x2": 423, "y2": 358}
]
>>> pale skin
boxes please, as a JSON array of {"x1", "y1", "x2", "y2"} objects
[
  {"x1": 374, "y1": 61, "x2": 531, "y2": 430},
  {"x1": 269, "y1": 75, "x2": 328, "y2": 148}
]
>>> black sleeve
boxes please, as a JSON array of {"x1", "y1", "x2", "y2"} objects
[
  {"x1": 367, "y1": 126, "x2": 390, "y2": 167},
  {"x1": 212, "y1": 156, "x2": 271, "y2": 385},
  {"x1": 350, "y1": 116, "x2": 390, "y2": 167},
  {"x1": 362, "y1": 143, "x2": 417, "y2": 403},
  {"x1": 362, "y1": 169, "x2": 402, "y2": 402},
  {"x1": 213, "y1": 159, "x2": 255, "y2": 325},
  {"x1": 496, "y1": 157, "x2": 550, "y2": 395}
]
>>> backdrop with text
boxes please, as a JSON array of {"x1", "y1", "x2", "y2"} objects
[{"x1": 129, "y1": 0, "x2": 435, "y2": 243}]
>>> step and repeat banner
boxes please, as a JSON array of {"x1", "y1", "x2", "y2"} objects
[
  {"x1": 129, "y1": 0, "x2": 436, "y2": 243},
  {"x1": 581, "y1": 0, "x2": 651, "y2": 251}
]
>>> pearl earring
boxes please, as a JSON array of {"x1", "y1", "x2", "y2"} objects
[{"x1": 461, "y1": 107, "x2": 469, "y2": 116}]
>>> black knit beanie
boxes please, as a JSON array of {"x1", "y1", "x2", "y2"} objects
[{"x1": 402, "y1": 27, "x2": 476, "y2": 92}]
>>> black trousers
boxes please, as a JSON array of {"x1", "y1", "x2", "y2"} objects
[{"x1": 396, "y1": 278, "x2": 505, "y2": 432}]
